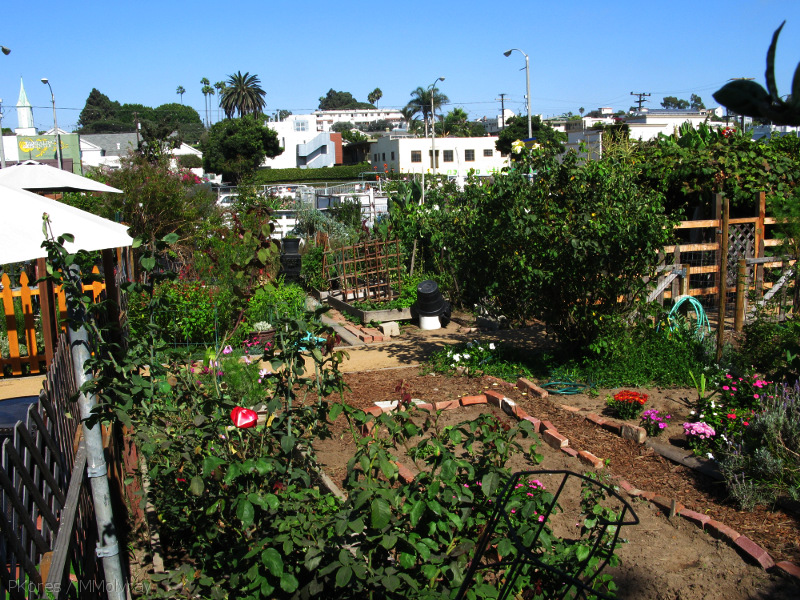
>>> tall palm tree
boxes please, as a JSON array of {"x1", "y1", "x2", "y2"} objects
[
  {"x1": 400, "y1": 106, "x2": 420, "y2": 135},
  {"x1": 200, "y1": 77, "x2": 213, "y2": 127},
  {"x1": 176, "y1": 85, "x2": 185, "y2": 104},
  {"x1": 220, "y1": 71, "x2": 267, "y2": 118},
  {"x1": 406, "y1": 86, "x2": 449, "y2": 137},
  {"x1": 214, "y1": 81, "x2": 226, "y2": 121}
]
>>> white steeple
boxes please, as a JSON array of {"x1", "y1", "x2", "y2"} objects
[{"x1": 15, "y1": 78, "x2": 36, "y2": 135}]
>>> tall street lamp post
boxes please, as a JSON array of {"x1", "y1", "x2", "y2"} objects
[
  {"x1": 429, "y1": 77, "x2": 444, "y2": 175},
  {"x1": 503, "y1": 48, "x2": 532, "y2": 140},
  {"x1": 41, "y1": 78, "x2": 63, "y2": 171},
  {"x1": 0, "y1": 46, "x2": 8, "y2": 169}
]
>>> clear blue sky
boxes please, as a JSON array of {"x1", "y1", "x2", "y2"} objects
[{"x1": 2, "y1": 0, "x2": 799, "y2": 132}]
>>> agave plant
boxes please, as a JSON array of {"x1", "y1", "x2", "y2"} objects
[{"x1": 713, "y1": 21, "x2": 800, "y2": 126}]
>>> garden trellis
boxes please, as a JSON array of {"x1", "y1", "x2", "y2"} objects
[{"x1": 322, "y1": 239, "x2": 402, "y2": 302}]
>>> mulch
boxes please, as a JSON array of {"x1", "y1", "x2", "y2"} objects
[{"x1": 333, "y1": 367, "x2": 800, "y2": 566}]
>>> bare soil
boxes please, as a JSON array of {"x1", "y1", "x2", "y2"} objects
[{"x1": 314, "y1": 368, "x2": 800, "y2": 600}]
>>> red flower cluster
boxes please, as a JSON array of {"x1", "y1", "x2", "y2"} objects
[{"x1": 613, "y1": 390, "x2": 648, "y2": 406}]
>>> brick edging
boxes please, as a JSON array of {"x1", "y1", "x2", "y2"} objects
[{"x1": 364, "y1": 378, "x2": 800, "y2": 581}]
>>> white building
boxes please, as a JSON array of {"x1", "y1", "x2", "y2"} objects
[
  {"x1": 313, "y1": 108, "x2": 405, "y2": 132},
  {"x1": 370, "y1": 136, "x2": 508, "y2": 179},
  {"x1": 624, "y1": 109, "x2": 711, "y2": 142},
  {"x1": 262, "y1": 115, "x2": 341, "y2": 169},
  {"x1": 476, "y1": 109, "x2": 516, "y2": 135}
]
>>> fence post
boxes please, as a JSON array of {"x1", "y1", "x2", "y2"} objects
[
  {"x1": 37, "y1": 258, "x2": 58, "y2": 367},
  {"x1": 734, "y1": 259, "x2": 746, "y2": 332},
  {"x1": 716, "y1": 196, "x2": 730, "y2": 362},
  {"x1": 680, "y1": 264, "x2": 690, "y2": 297},
  {"x1": 754, "y1": 192, "x2": 766, "y2": 301}
]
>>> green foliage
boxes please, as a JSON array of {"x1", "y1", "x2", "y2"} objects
[
  {"x1": 495, "y1": 115, "x2": 566, "y2": 154},
  {"x1": 328, "y1": 197, "x2": 364, "y2": 231},
  {"x1": 737, "y1": 312, "x2": 800, "y2": 381},
  {"x1": 450, "y1": 143, "x2": 675, "y2": 347},
  {"x1": 426, "y1": 339, "x2": 535, "y2": 381},
  {"x1": 177, "y1": 154, "x2": 203, "y2": 169},
  {"x1": 253, "y1": 162, "x2": 371, "y2": 184},
  {"x1": 201, "y1": 115, "x2": 282, "y2": 183},
  {"x1": 300, "y1": 243, "x2": 327, "y2": 291},
  {"x1": 220, "y1": 71, "x2": 267, "y2": 118},
  {"x1": 244, "y1": 280, "x2": 308, "y2": 329},
  {"x1": 318, "y1": 89, "x2": 375, "y2": 110},
  {"x1": 100, "y1": 154, "x2": 218, "y2": 249},
  {"x1": 127, "y1": 280, "x2": 234, "y2": 346},
  {"x1": 77, "y1": 89, "x2": 202, "y2": 135}
]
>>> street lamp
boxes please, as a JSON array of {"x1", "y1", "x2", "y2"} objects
[
  {"x1": 1, "y1": 47, "x2": 10, "y2": 56},
  {"x1": 429, "y1": 76, "x2": 444, "y2": 175},
  {"x1": 503, "y1": 48, "x2": 532, "y2": 140},
  {"x1": 41, "y1": 78, "x2": 63, "y2": 171}
]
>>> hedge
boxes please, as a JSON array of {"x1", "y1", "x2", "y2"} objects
[{"x1": 253, "y1": 163, "x2": 376, "y2": 184}]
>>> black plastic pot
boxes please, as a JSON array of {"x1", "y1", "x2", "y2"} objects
[
  {"x1": 414, "y1": 280, "x2": 446, "y2": 316},
  {"x1": 282, "y1": 237, "x2": 301, "y2": 255}
]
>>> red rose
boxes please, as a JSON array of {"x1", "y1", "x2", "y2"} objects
[{"x1": 230, "y1": 406, "x2": 258, "y2": 428}]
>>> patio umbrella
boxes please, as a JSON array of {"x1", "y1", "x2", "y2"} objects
[
  {"x1": 0, "y1": 160, "x2": 122, "y2": 194},
  {"x1": 0, "y1": 183, "x2": 132, "y2": 264}
]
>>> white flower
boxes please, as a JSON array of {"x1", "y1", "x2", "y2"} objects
[
  {"x1": 463, "y1": 353, "x2": 471, "y2": 360},
  {"x1": 689, "y1": 410, "x2": 696, "y2": 415},
  {"x1": 706, "y1": 453, "x2": 714, "y2": 459},
  {"x1": 710, "y1": 400, "x2": 715, "y2": 408},
  {"x1": 432, "y1": 204, "x2": 440, "y2": 211},
  {"x1": 452, "y1": 354, "x2": 461, "y2": 362},
  {"x1": 489, "y1": 343, "x2": 496, "y2": 350}
]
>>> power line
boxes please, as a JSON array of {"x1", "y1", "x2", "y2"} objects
[{"x1": 630, "y1": 92, "x2": 651, "y2": 111}]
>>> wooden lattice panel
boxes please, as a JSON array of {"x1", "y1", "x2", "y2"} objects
[
  {"x1": 323, "y1": 239, "x2": 402, "y2": 302},
  {"x1": 727, "y1": 223, "x2": 755, "y2": 286}
]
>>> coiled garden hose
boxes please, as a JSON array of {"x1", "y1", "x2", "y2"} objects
[
  {"x1": 541, "y1": 381, "x2": 589, "y2": 395},
  {"x1": 666, "y1": 295, "x2": 711, "y2": 340}
]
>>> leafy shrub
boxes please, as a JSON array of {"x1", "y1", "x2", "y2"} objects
[
  {"x1": 127, "y1": 280, "x2": 235, "y2": 346},
  {"x1": 177, "y1": 154, "x2": 203, "y2": 169},
  {"x1": 426, "y1": 339, "x2": 536, "y2": 381},
  {"x1": 254, "y1": 163, "x2": 371, "y2": 184},
  {"x1": 243, "y1": 280, "x2": 308, "y2": 329},
  {"x1": 737, "y1": 312, "x2": 800, "y2": 381},
  {"x1": 718, "y1": 381, "x2": 800, "y2": 509},
  {"x1": 300, "y1": 243, "x2": 326, "y2": 291}
]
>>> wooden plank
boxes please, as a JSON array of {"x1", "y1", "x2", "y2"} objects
[
  {"x1": 13, "y1": 418, "x2": 67, "y2": 508},
  {"x1": 2, "y1": 272, "x2": 23, "y2": 376},
  {"x1": 3, "y1": 434, "x2": 60, "y2": 532},
  {"x1": 663, "y1": 243, "x2": 718, "y2": 253},
  {"x1": 19, "y1": 272, "x2": 40, "y2": 375},
  {"x1": 0, "y1": 452, "x2": 50, "y2": 554}
]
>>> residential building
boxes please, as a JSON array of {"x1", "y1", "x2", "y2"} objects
[
  {"x1": 624, "y1": 109, "x2": 710, "y2": 142},
  {"x1": 313, "y1": 108, "x2": 405, "y2": 132},
  {"x1": 262, "y1": 115, "x2": 342, "y2": 169},
  {"x1": 476, "y1": 109, "x2": 516, "y2": 135},
  {"x1": 79, "y1": 133, "x2": 202, "y2": 173},
  {"x1": 369, "y1": 135, "x2": 508, "y2": 179}
]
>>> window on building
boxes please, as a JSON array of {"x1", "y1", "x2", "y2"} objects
[
  {"x1": 443, "y1": 150, "x2": 454, "y2": 162},
  {"x1": 294, "y1": 120, "x2": 308, "y2": 132},
  {"x1": 391, "y1": 152, "x2": 395, "y2": 160},
  {"x1": 411, "y1": 150, "x2": 422, "y2": 163},
  {"x1": 483, "y1": 149, "x2": 493, "y2": 157},
  {"x1": 382, "y1": 153, "x2": 386, "y2": 161},
  {"x1": 465, "y1": 149, "x2": 475, "y2": 161}
]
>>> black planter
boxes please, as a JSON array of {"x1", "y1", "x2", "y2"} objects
[
  {"x1": 282, "y1": 237, "x2": 301, "y2": 254},
  {"x1": 414, "y1": 280, "x2": 446, "y2": 316}
]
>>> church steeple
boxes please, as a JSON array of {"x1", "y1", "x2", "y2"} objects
[{"x1": 15, "y1": 78, "x2": 36, "y2": 135}]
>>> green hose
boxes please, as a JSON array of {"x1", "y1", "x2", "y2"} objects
[
  {"x1": 541, "y1": 381, "x2": 589, "y2": 395},
  {"x1": 666, "y1": 295, "x2": 711, "y2": 339}
]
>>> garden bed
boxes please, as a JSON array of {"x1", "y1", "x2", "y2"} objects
[
  {"x1": 313, "y1": 368, "x2": 800, "y2": 598},
  {"x1": 325, "y1": 291, "x2": 412, "y2": 324}
]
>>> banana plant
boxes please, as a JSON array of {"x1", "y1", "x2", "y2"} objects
[{"x1": 713, "y1": 21, "x2": 800, "y2": 125}]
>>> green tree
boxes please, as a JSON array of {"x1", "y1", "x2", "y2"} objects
[
  {"x1": 690, "y1": 94, "x2": 705, "y2": 110},
  {"x1": 400, "y1": 106, "x2": 421, "y2": 134},
  {"x1": 495, "y1": 115, "x2": 565, "y2": 154},
  {"x1": 176, "y1": 85, "x2": 185, "y2": 104},
  {"x1": 214, "y1": 81, "x2": 227, "y2": 121},
  {"x1": 367, "y1": 87, "x2": 383, "y2": 107},
  {"x1": 77, "y1": 88, "x2": 125, "y2": 133},
  {"x1": 201, "y1": 114, "x2": 282, "y2": 183},
  {"x1": 270, "y1": 109, "x2": 292, "y2": 122},
  {"x1": 201, "y1": 77, "x2": 214, "y2": 127},
  {"x1": 437, "y1": 108, "x2": 485, "y2": 137},
  {"x1": 100, "y1": 153, "x2": 217, "y2": 248},
  {"x1": 406, "y1": 85, "x2": 449, "y2": 136},
  {"x1": 661, "y1": 96, "x2": 689, "y2": 109},
  {"x1": 220, "y1": 71, "x2": 267, "y2": 119},
  {"x1": 318, "y1": 89, "x2": 374, "y2": 110}
]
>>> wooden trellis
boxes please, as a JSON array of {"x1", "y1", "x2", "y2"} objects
[{"x1": 323, "y1": 239, "x2": 402, "y2": 302}]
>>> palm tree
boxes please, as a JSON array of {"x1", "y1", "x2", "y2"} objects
[
  {"x1": 200, "y1": 77, "x2": 213, "y2": 127},
  {"x1": 406, "y1": 85, "x2": 449, "y2": 137},
  {"x1": 176, "y1": 85, "x2": 185, "y2": 104},
  {"x1": 367, "y1": 87, "x2": 383, "y2": 107},
  {"x1": 214, "y1": 81, "x2": 226, "y2": 121},
  {"x1": 399, "y1": 106, "x2": 421, "y2": 135},
  {"x1": 220, "y1": 71, "x2": 267, "y2": 119}
]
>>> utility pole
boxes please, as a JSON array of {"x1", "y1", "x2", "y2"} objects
[
  {"x1": 497, "y1": 93, "x2": 507, "y2": 130},
  {"x1": 630, "y1": 92, "x2": 650, "y2": 112},
  {"x1": 0, "y1": 98, "x2": 6, "y2": 168}
]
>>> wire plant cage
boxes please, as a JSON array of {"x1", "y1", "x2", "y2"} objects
[{"x1": 455, "y1": 470, "x2": 639, "y2": 600}]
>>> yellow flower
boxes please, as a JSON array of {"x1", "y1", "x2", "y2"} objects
[{"x1": 511, "y1": 139, "x2": 525, "y2": 154}]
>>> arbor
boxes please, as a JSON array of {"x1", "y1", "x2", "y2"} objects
[
  {"x1": 367, "y1": 87, "x2": 383, "y2": 107},
  {"x1": 176, "y1": 85, "x2": 185, "y2": 104},
  {"x1": 406, "y1": 86, "x2": 449, "y2": 136},
  {"x1": 220, "y1": 71, "x2": 267, "y2": 119},
  {"x1": 201, "y1": 114, "x2": 282, "y2": 183},
  {"x1": 661, "y1": 96, "x2": 689, "y2": 109},
  {"x1": 495, "y1": 115, "x2": 565, "y2": 154},
  {"x1": 318, "y1": 89, "x2": 374, "y2": 110}
]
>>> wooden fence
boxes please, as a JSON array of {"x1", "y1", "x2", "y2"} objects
[{"x1": 648, "y1": 193, "x2": 796, "y2": 327}]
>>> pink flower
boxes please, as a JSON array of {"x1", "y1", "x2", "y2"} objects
[
  {"x1": 222, "y1": 345, "x2": 233, "y2": 355},
  {"x1": 722, "y1": 385, "x2": 729, "y2": 391},
  {"x1": 727, "y1": 413, "x2": 736, "y2": 419},
  {"x1": 753, "y1": 394, "x2": 759, "y2": 399}
]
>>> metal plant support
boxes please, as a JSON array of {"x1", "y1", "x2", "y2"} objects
[{"x1": 455, "y1": 470, "x2": 639, "y2": 600}]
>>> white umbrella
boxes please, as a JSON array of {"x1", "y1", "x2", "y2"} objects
[
  {"x1": 0, "y1": 160, "x2": 122, "y2": 194},
  {"x1": 0, "y1": 183, "x2": 132, "y2": 264}
]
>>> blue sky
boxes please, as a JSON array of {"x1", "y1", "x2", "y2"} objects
[{"x1": 2, "y1": 0, "x2": 799, "y2": 132}]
